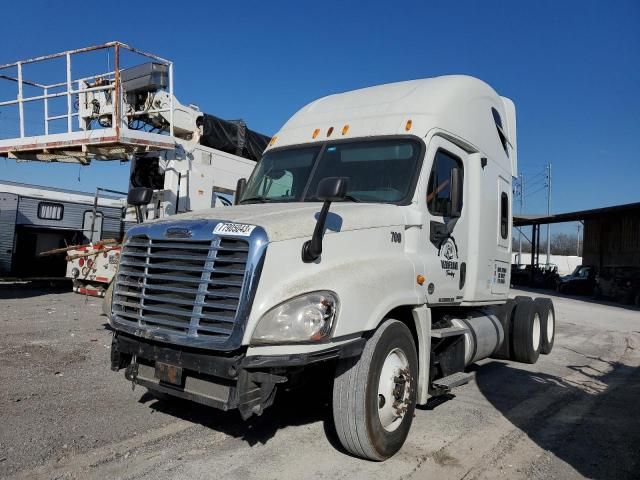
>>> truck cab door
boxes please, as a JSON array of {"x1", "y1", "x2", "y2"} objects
[{"x1": 419, "y1": 138, "x2": 469, "y2": 305}]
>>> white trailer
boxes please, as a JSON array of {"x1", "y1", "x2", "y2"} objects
[
  {"x1": 0, "y1": 180, "x2": 126, "y2": 277},
  {"x1": 107, "y1": 75, "x2": 556, "y2": 460}
]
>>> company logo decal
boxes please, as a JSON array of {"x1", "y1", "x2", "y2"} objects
[{"x1": 438, "y1": 237, "x2": 459, "y2": 278}]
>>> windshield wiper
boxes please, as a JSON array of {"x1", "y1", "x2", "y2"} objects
[
  {"x1": 239, "y1": 196, "x2": 268, "y2": 204},
  {"x1": 307, "y1": 194, "x2": 361, "y2": 203}
]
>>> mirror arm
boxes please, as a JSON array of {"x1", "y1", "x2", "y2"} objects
[
  {"x1": 302, "y1": 200, "x2": 332, "y2": 263},
  {"x1": 450, "y1": 167, "x2": 463, "y2": 218}
]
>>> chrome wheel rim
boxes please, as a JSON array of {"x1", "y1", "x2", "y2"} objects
[
  {"x1": 533, "y1": 313, "x2": 541, "y2": 351},
  {"x1": 377, "y1": 348, "x2": 411, "y2": 432}
]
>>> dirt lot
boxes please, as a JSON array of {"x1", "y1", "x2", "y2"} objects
[{"x1": 1, "y1": 285, "x2": 639, "y2": 480}]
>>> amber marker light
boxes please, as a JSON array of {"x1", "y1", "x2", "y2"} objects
[
  {"x1": 312, "y1": 128, "x2": 320, "y2": 139},
  {"x1": 327, "y1": 126, "x2": 334, "y2": 137},
  {"x1": 269, "y1": 136, "x2": 278, "y2": 146},
  {"x1": 417, "y1": 274, "x2": 425, "y2": 285},
  {"x1": 405, "y1": 119, "x2": 413, "y2": 131},
  {"x1": 342, "y1": 124, "x2": 350, "y2": 135}
]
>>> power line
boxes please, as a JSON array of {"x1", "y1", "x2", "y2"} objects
[
  {"x1": 524, "y1": 185, "x2": 547, "y2": 198},
  {"x1": 522, "y1": 171, "x2": 546, "y2": 181},
  {"x1": 525, "y1": 178, "x2": 546, "y2": 189}
]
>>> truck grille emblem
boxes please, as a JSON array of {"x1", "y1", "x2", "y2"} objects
[{"x1": 165, "y1": 227, "x2": 192, "y2": 238}]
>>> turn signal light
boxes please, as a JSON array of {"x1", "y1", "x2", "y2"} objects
[{"x1": 417, "y1": 274, "x2": 425, "y2": 285}]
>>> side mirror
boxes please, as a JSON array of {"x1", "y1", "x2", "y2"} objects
[
  {"x1": 234, "y1": 178, "x2": 247, "y2": 205},
  {"x1": 450, "y1": 167, "x2": 463, "y2": 217},
  {"x1": 317, "y1": 176, "x2": 348, "y2": 202},
  {"x1": 302, "y1": 177, "x2": 348, "y2": 263},
  {"x1": 127, "y1": 187, "x2": 153, "y2": 224},
  {"x1": 127, "y1": 187, "x2": 153, "y2": 206}
]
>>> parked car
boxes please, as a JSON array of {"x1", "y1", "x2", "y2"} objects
[
  {"x1": 556, "y1": 265, "x2": 596, "y2": 295},
  {"x1": 594, "y1": 266, "x2": 640, "y2": 305}
]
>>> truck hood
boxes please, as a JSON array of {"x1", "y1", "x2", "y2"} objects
[{"x1": 156, "y1": 203, "x2": 407, "y2": 242}]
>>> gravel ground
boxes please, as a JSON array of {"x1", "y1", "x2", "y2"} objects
[{"x1": 0, "y1": 286, "x2": 639, "y2": 479}]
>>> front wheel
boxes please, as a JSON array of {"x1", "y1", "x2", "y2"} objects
[
  {"x1": 332, "y1": 319, "x2": 417, "y2": 461},
  {"x1": 102, "y1": 282, "x2": 114, "y2": 318}
]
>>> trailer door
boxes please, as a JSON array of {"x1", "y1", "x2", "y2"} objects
[
  {"x1": 83, "y1": 211, "x2": 103, "y2": 243},
  {"x1": 0, "y1": 193, "x2": 18, "y2": 274}
]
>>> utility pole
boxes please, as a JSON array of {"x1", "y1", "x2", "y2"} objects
[
  {"x1": 545, "y1": 163, "x2": 552, "y2": 265},
  {"x1": 577, "y1": 222, "x2": 582, "y2": 256},
  {"x1": 518, "y1": 173, "x2": 524, "y2": 262}
]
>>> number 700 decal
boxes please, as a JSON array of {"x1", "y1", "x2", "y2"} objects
[{"x1": 390, "y1": 232, "x2": 402, "y2": 243}]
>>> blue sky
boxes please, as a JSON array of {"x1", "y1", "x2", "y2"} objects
[{"x1": 1, "y1": 0, "x2": 638, "y2": 220}]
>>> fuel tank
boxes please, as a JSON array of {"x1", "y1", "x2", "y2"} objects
[{"x1": 450, "y1": 308, "x2": 504, "y2": 365}]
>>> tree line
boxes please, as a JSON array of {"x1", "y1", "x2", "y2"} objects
[{"x1": 512, "y1": 232, "x2": 582, "y2": 256}]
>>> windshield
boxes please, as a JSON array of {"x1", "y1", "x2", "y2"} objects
[
  {"x1": 573, "y1": 266, "x2": 592, "y2": 278},
  {"x1": 240, "y1": 138, "x2": 422, "y2": 204}
]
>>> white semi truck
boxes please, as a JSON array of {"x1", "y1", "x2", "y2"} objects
[{"x1": 108, "y1": 76, "x2": 556, "y2": 460}]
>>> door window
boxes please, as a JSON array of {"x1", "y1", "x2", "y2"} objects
[
  {"x1": 427, "y1": 149, "x2": 463, "y2": 216},
  {"x1": 500, "y1": 192, "x2": 509, "y2": 239}
]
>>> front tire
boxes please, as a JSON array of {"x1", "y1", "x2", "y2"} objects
[
  {"x1": 332, "y1": 319, "x2": 417, "y2": 461},
  {"x1": 102, "y1": 282, "x2": 114, "y2": 318}
]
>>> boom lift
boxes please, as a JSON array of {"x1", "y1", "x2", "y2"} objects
[{"x1": 0, "y1": 42, "x2": 265, "y2": 294}]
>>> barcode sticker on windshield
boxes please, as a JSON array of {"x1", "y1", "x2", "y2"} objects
[{"x1": 213, "y1": 222, "x2": 256, "y2": 236}]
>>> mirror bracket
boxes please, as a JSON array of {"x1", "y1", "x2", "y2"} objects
[
  {"x1": 450, "y1": 167, "x2": 463, "y2": 218},
  {"x1": 301, "y1": 177, "x2": 348, "y2": 263}
]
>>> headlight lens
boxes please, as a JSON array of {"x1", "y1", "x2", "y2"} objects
[{"x1": 251, "y1": 291, "x2": 338, "y2": 344}]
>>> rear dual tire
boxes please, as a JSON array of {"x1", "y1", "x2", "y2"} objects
[
  {"x1": 332, "y1": 319, "x2": 417, "y2": 461},
  {"x1": 534, "y1": 298, "x2": 555, "y2": 354},
  {"x1": 512, "y1": 297, "x2": 541, "y2": 364},
  {"x1": 511, "y1": 296, "x2": 555, "y2": 363}
]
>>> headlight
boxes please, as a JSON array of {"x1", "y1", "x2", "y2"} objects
[{"x1": 251, "y1": 291, "x2": 338, "y2": 345}]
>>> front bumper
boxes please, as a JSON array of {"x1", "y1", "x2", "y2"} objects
[{"x1": 111, "y1": 332, "x2": 365, "y2": 419}]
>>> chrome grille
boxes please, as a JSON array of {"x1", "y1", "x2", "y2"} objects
[{"x1": 112, "y1": 235, "x2": 249, "y2": 342}]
